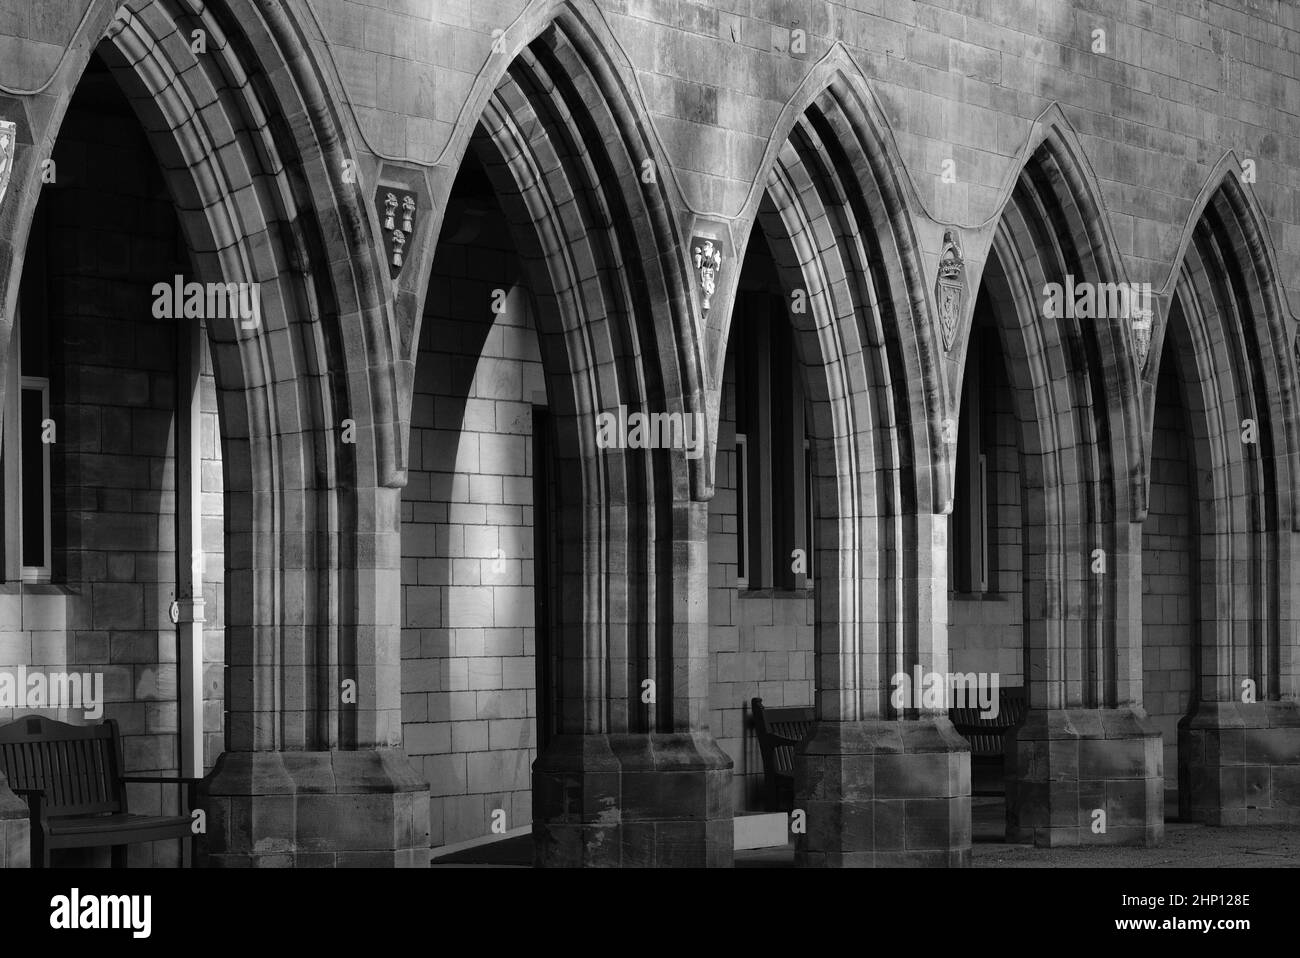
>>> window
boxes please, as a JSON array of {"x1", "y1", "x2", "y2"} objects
[
  {"x1": 734, "y1": 289, "x2": 812, "y2": 591},
  {"x1": 804, "y1": 437, "x2": 813, "y2": 588},
  {"x1": 950, "y1": 334, "x2": 988, "y2": 594},
  {"x1": 4, "y1": 306, "x2": 52, "y2": 582},
  {"x1": 5, "y1": 202, "x2": 52, "y2": 583},
  {"x1": 735, "y1": 433, "x2": 749, "y2": 586}
]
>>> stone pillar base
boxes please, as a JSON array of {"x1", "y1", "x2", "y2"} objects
[
  {"x1": 1007, "y1": 707, "x2": 1162, "y2": 847},
  {"x1": 532, "y1": 732, "x2": 733, "y2": 867},
  {"x1": 794, "y1": 718, "x2": 971, "y2": 867},
  {"x1": 198, "y1": 750, "x2": 431, "y2": 867},
  {"x1": 1179, "y1": 701, "x2": 1300, "y2": 825},
  {"x1": 0, "y1": 775, "x2": 30, "y2": 868}
]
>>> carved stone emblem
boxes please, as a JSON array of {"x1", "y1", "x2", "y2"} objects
[
  {"x1": 691, "y1": 235, "x2": 724, "y2": 313},
  {"x1": 377, "y1": 188, "x2": 417, "y2": 277},
  {"x1": 1130, "y1": 294, "x2": 1154, "y2": 373},
  {"x1": 0, "y1": 121, "x2": 15, "y2": 211},
  {"x1": 935, "y1": 228, "x2": 965, "y2": 352}
]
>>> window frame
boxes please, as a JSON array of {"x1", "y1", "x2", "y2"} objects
[
  {"x1": 735, "y1": 432, "x2": 749, "y2": 588},
  {"x1": 803, "y1": 436, "x2": 813, "y2": 590},
  {"x1": 3, "y1": 306, "x2": 53, "y2": 583}
]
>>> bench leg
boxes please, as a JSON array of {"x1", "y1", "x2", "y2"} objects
[
  {"x1": 31, "y1": 830, "x2": 48, "y2": 868},
  {"x1": 111, "y1": 844, "x2": 127, "y2": 868}
]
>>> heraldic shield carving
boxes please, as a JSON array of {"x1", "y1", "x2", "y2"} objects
[
  {"x1": 376, "y1": 186, "x2": 417, "y2": 277},
  {"x1": 1131, "y1": 294, "x2": 1154, "y2": 373},
  {"x1": 0, "y1": 120, "x2": 15, "y2": 211},
  {"x1": 935, "y1": 228, "x2": 965, "y2": 353}
]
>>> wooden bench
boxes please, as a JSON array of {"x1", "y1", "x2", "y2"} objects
[
  {"x1": 0, "y1": 716, "x2": 198, "y2": 867},
  {"x1": 949, "y1": 685, "x2": 1028, "y2": 781},
  {"x1": 751, "y1": 698, "x2": 815, "y2": 813}
]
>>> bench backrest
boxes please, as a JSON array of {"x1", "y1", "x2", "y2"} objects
[
  {"x1": 0, "y1": 716, "x2": 124, "y2": 816},
  {"x1": 948, "y1": 686, "x2": 1027, "y2": 729},
  {"x1": 752, "y1": 698, "x2": 815, "y2": 775},
  {"x1": 949, "y1": 687, "x2": 1028, "y2": 757}
]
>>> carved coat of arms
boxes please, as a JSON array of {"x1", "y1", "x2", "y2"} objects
[
  {"x1": 1130, "y1": 295, "x2": 1154, "y2": 373},
  {"x1": 376, "y1": 187, "x2": 417, "y2": 277},
  {"x1": 691, "y1": 235, "x2": 724, "y2": 314},
  {"x1": 0, "y1": 121, "x2": 15, "y2": 211},
  {"x1": 935, "y1": 228, "x2": 965, "y2": 352}
]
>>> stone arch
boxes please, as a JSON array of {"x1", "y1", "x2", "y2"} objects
[
  {"x1": 981, "y1": 134, "x2": 1164, "y2": 846},
  {"x1": 0, "y1": 0, "x2": 433, "y2": 866},
  {"x1": 729, "y1": 70, "x2": 965, "y2": 867},
  {"x1": 407, "y1": 17, "x2": 731, "y2": 865},
  {"x1": 462, "y1": 28, "x2": 701, "y2": 736},
  {"x1": 405, "y1": 1, "x2": 706, "y2": 498},
  {"x1": 1153, "y1": 168, "x2": 1300, "y2": 533},
  {"x1": 0, "y1": 0, "x2": 408, "y2": 751},
  {"x1": 737, "y1": 61, "x2": 945, "y2": 514},
  {"x1": 978, "y1": 131, "x2": 1147, "y2": 713},
  {"x1": 1155, "y1": 175, "x2": 1300, "y2": 824},
  {"x1": 751, "y1": 85, "x2": 941, "y2": 725}
]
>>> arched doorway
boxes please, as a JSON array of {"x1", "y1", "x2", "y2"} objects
[
  {"x1": 1, "y1": 0, "x2": 431, "y2": 867},
  {"x1": 1156, "y1": 181, "x2": 1300, "y2": 826},
  {"x1": 406, "y1": 21, "x2": 729, "y2": 867},
  {"x1": 1, "y1": 46, "x2": 226, "y2": 865}
]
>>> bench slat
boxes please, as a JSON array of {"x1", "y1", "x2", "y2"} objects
[
  {"x1": 752, "y1": 698, "x2": 815, "y2": 812},
  {"x1": 948, "y1": 687, "x2": 1027, "y2": 758}
]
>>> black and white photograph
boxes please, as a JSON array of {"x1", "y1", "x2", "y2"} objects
[{"x1": 0, "y1": 0, "x2": 1293, "y2": 942}]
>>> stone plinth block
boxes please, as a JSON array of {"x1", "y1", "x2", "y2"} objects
[
  {"x1": 0, "y1": 773, "x2": 31, "y2": 868},
  {"x1": 532, "y1": 732, "x2": 733, "y2": 867},
  {"x1": 198, "y1": 749, "x2": 431, "y2": 867},
  {"x1": 793, "y1": 718, "x2": 971, "y2": 867},
  {"x1": 1006, "y1": 707, "x2": 1163, "y2": 847},
  {"x1": 1179, "y1": 700, "x2": 1300, "y2": 825}
]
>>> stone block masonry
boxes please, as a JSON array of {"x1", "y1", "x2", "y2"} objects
[{"x1": 401, "y1": 193, "x2": 545, "y2": 849}]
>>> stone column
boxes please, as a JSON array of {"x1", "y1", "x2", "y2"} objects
[
  {"x1": 795, "y1": 513, "x2": 971, "y2": 867},
  {"x1": 199, "y1": 483, "x2": 430, "y2": 866},
  {"x1": 1006, "y1": 519, "x2": 1163, "y2": 846},
  {"x1": 532, "y1": 492, "x2": 733, "y2": 867},
  {"x1": 1179, "y1": 530, "x2": 1300, "y2": 824}
]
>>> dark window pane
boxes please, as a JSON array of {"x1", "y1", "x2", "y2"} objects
[
  {"x1": 736, "y1": 437, "x2": 747, "y2": 582},
  {"x1": 20, "y1": 309, "x2": 46, "y2": 378},
  {"x1": 21, "y1": 387, "x2": 45, "y2": 568},
  {"x1": 804, "y1": 441, "x2": 813, "y2": 582}
]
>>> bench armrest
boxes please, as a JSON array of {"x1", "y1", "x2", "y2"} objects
[
  {"x1": 9, "y1": 787, "x2": 48, "y2": 828},
  {"x1": 119, "y1": 776, "x2": 201, "y2": 816}
]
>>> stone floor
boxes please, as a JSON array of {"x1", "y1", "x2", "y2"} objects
[{"x1": 429, "y1": 797, "x2": 1300, "y2": 867}]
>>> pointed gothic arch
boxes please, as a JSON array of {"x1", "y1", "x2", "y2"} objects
[
  {"x1": 1153, "y1": 173, "x2": 1300, "y2": 824},
  {"x1": 726, "y1": 69, "x2": 964, "y2": 867},
  {"x1": 977, "y1": 126, "x2": 1163, "y2": 847},
  {"x1": 0, "y1": 0, "x2": 431, "y2": 866},
  {"x1": 406, "y1": 13, "x2": 730, "y2": 867}
]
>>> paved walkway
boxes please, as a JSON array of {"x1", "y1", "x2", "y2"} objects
[
  {"x1": 431, "y1": 798, "x2": 1300, "y2": 867},
  {"x1": 969, "y1": 799, "x2": 1300, "y2": 868}
]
